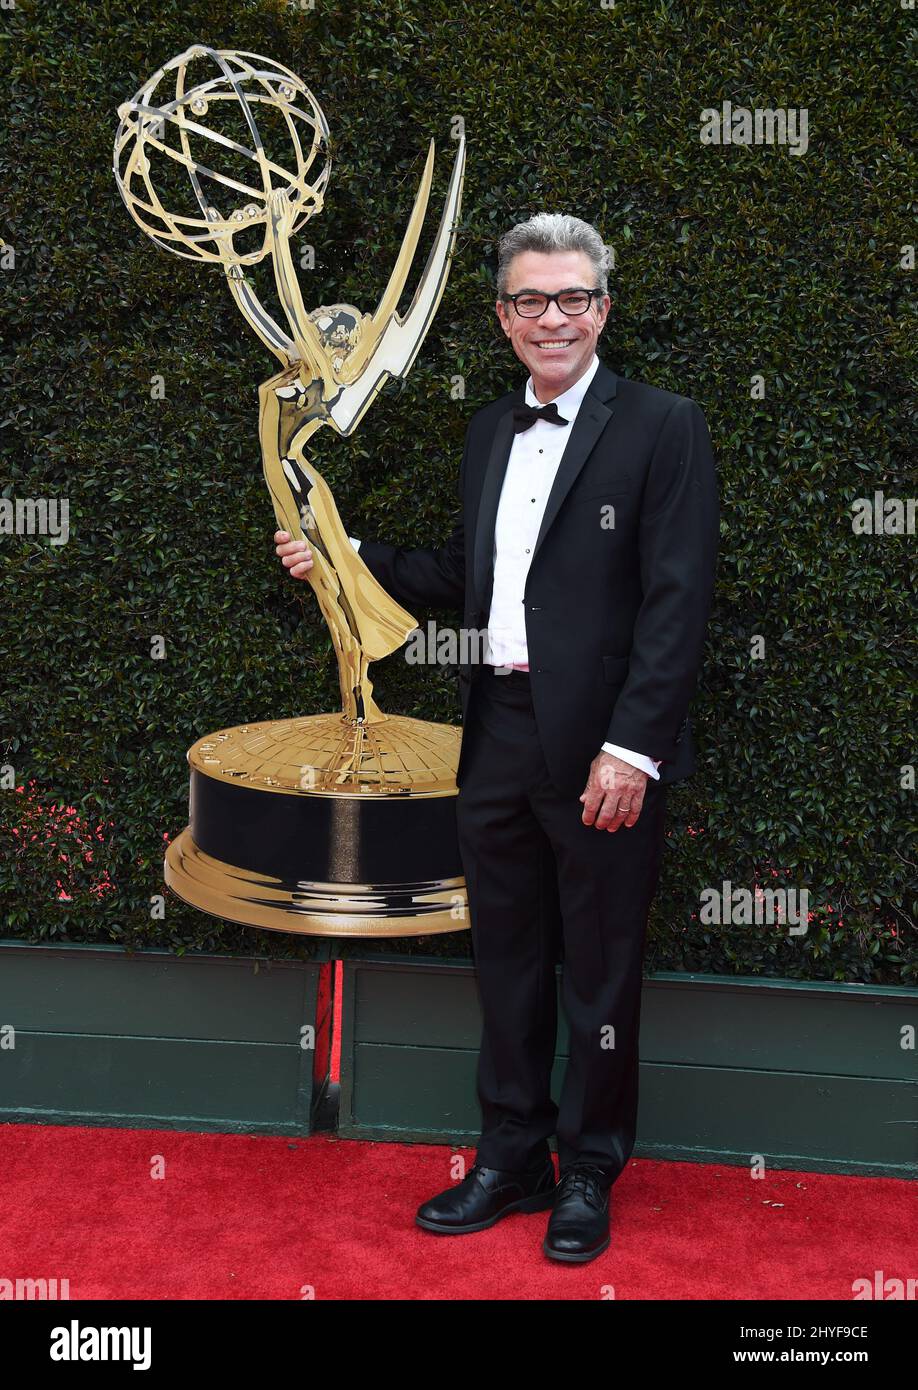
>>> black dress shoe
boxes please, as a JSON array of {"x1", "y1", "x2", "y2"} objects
[
  {"x1": 542, "y1": 1163, "x2": 612, "y2": 1263},
  {"x1": 415, "y1": 1158, "x2": 557, "y2": 1234}
]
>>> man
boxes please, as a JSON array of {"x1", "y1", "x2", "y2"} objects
[{"x1": 276, "y1": 212, "x2": 719, "y2": 1264}]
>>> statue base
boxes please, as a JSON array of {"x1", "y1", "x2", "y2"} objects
[{"x1": 163, "y1": 713, "x2": 468, "y2": 937}]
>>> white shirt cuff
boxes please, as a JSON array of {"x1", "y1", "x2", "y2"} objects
[
  {"x1": 348, "y1": 536, "x2": 361, "y2": 552},
  {"x1": 601, "y1": 742, "x2": 662, "y2": 780}
]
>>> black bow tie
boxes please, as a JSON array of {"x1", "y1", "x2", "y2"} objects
[{"x1": 512, "y1": 401, "x2": 570, "y2": 433}]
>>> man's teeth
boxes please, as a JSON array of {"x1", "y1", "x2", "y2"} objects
[{"x1": 535, "y1": 340, "x2": 573, "y2": 347}]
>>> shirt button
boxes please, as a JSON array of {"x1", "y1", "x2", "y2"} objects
[{"x1": 524, "y1": 547, "x2": 530, "y2": 554}]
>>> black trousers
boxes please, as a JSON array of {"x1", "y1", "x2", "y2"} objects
[{"x1": 455, "y1": 666, "x2": 668, "y2": 1184}]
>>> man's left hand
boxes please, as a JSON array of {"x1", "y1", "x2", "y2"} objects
[{"x1": 579, "y1": 752, "x2": 649, "y2": 831}]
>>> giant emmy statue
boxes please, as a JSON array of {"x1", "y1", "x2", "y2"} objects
[{"x1": 113, "y1": 46, "x2": 467, "y2": 936}]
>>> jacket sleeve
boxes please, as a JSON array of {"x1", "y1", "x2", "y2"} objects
[
  {"x1": 356, "y1": 427, "x2": 468, "y2": 611},
  {"x1": 604, "y1": 397, "x2": 720, "y2": 762}
]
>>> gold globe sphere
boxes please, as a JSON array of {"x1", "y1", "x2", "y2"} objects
[{"x1": 113, "y1": 44, "x2": 330, "y2": 266}]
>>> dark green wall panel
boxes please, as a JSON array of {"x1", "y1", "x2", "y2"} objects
[
  {"x1": 338, "y1": 956, "x2": 918, "y2": 1176},
  {"x1": 3, "y1": 1033, "x2": 308, "y2": 1130},
  {"x1": 0, "y1": 941, "x2": 329, "y2": 1135},
  {"x1": 347, "y1": 1044, "x2": 918, "y2": 1175},
  {"x1": 0, "y1": 942, "x2": 321, "y2": 1043}
]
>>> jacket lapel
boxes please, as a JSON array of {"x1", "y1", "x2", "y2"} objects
[
  {"x1": 472, "y1": 359, "x2": 619, "y2": 609},
  {"x1": 529, "y1": 388, "x2": 615, "y2": 570},
  {"x1": 472, "y1": 404, "x2": 517, "y2": 609}
]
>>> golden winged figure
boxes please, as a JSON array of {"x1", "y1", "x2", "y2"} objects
[{"x1": 114, "y1": 44, "x2": 466, "y2": 725}]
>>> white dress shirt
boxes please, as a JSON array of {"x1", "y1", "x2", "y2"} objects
[{"x1": 349, "y1": 352, "x2": 661, "y2": 779}]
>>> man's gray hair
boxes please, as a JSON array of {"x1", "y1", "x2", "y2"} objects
[{"x1": 496, "y1": 213, "x2": 612, "y2": 297}]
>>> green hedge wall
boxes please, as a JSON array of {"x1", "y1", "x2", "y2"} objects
[{"x1": 1, "y1": 0, "x2": 914, "y2": 979}]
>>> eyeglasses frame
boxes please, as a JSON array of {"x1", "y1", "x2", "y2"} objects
[{"x1": 499, "y1": 287, "x2": 606, "y2": 317}]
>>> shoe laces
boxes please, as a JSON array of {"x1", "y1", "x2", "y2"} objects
[{"x1": 557, "y1": 1163, "x2": 609, "y2": 1206}]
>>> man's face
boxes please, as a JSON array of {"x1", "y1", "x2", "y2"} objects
[{"x1": 495, "y1": 249, "x2": 610, "y2": 401}]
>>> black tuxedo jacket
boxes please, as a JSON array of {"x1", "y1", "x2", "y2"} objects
[{"x1": 358, "y1": 358, "x2": 720, "y2": 797}]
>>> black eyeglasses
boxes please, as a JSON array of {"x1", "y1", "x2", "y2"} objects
[{"x1": 501, "y1": 287, "x2": 604, "y2": 317}]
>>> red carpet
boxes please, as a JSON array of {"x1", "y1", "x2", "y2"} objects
[{"x1": 1, "y1": 1123, "x2": 913, "y2": 1300}]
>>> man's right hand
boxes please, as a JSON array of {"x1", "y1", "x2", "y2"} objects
[{"x1": 274, "y1": 529, "x2": 313, "y2": 579}]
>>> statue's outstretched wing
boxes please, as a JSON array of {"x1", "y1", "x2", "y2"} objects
[{"x1": 325, "y1": 136, "x2": 466, "y2": 435}]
